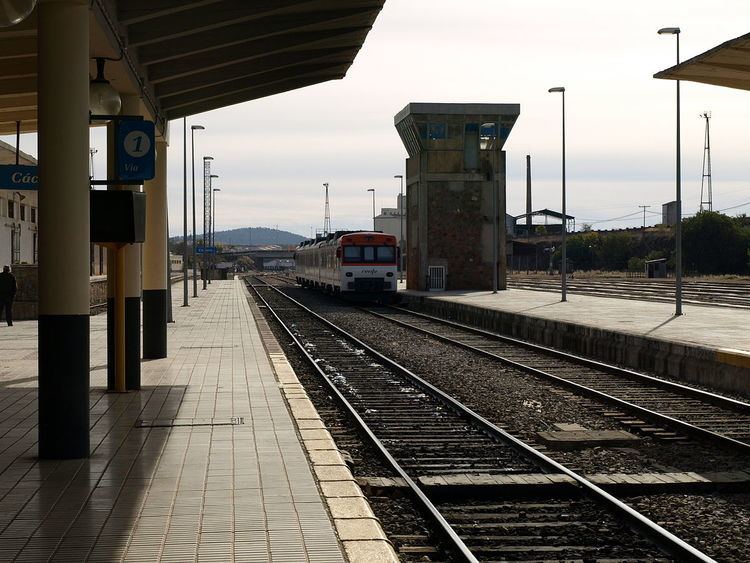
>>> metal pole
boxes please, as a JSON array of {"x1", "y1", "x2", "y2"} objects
[
  {"x1": 114, "y1": 246, "x2": 126, "y2": 392},
  {"x1": 372, "y1": 190, "x2": 376, "y2": 230},
  {"x1": 561, "y1": 91, "x2": 567, "y2": 302},
  {"x1": 675, "y1": 34, "x2": 683, "y2": 316},
  {"x1": 492, "y1": 158, "x2": 498, "y2": 294},
  {"x1": 190, "y1": 127, "x2": 200, "y2": 297},
  {"x1": 182, "y1": 117, "x2": 188, "y2": 306},
  {"x1": 15, "y1": 121, "x2": 20, "y2": 165},
  {"x1": 397, "y1": 175, "x2": 404, "y2": 282}
]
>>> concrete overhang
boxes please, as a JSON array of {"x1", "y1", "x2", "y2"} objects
[
  {"x1": 654, "y1": 31, "x2": 750, "y2": 91},
  {"x1": 0, "y1": 0, "x2": 386, "y2": 135}
]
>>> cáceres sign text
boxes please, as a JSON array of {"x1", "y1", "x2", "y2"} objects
[{"x1": 0, "y1": 165, "x2": 38, "y2": 190}]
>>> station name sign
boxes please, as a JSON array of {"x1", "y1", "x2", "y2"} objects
[{"x1": 0, "y1": 165, "x2": 38, "y2": 190}]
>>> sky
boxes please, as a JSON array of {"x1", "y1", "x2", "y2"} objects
[{"x1": 4, "y1": 0, "x2": 750, "y2": 237}]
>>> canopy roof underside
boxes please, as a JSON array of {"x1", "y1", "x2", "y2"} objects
[
  {"x1": 0, "y1": 0, "x2": 385, "y2": 135},
  {"x1": 654, "y1": 31, "x2": 750, "y2": 91}
]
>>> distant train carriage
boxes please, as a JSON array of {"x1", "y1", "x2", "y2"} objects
[{"x1": 295, "y1": 231, "x2": 398, "y2": 301}]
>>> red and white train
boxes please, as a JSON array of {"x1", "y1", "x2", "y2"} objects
[{"x1": 295, "y1": 231, "x2": 399, "y2": 301}]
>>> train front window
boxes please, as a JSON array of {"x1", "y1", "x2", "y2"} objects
[
  {"x1": 342, "y1": 245, "x2": 396, "y2": 263},
  {"x1": 377, "y1": 246, "x2": 395, "y2": 262},
  {"x1": 343, "y1": 247, "x2": 360, "y2": 262}
]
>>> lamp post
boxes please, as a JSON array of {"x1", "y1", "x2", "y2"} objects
[
  {"x1": 658, "y1": 26, "x2": 683, "y2": 316},
  {"x1": 190, "y1": 125, "x2": 205, "y2": 298},
  {"x1": 202, "y1": 157, "x2": 213, "y2": 290},
  {"x1": 212, "y1": 188, "x2": 221, "y2": 280},
  {"x1": 182, "y1": 117, "x2": 188, "y2": 306},
  {"x1": 548, "y1": 86, "x2": 567, "y2": 302},
  {"x1": 208, "y1": 175, "x2": 218, "y2": 284},
  {"x1": 394, "y1": 174, "x2": 404, "y2": 282},
  {"x1": 212, "y1": 188, "x2": 221, "y2": 247},
  {"x1": 366, "y1": 188, "x2": 375, "y2": 231}
]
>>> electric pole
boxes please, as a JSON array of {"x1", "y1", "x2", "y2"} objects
[
  {"x1": 699, "y1": 111, "x2": 712, "y2": 212},
  {"x1": 323, "y1": 182, "x2": 331, "y2": 235},
  {"x1": 638, "y1": 205, "x2": 651, "y2": 228}
]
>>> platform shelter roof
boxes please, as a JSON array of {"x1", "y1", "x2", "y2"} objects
[
  {"x1": 654, "y1": 31, "x2": 750, "y2": 91},
  {"x1": 514, "y1": 208, "x2": 574, "y2": 221},
  {"x1": 0, "y1": 0, "x2": 385, "y2": 135}
]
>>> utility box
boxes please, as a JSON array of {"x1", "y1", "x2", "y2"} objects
[
  {"x1": 91, "y1": 190, "x2": 146, "y2": 244},
  {"x1": 394, "y1": 103, "x2": 520, "y2": 290}
]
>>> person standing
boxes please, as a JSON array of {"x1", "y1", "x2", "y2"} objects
[{"x1": 0, "y1": 265, "x2": 16, "y2": 326}]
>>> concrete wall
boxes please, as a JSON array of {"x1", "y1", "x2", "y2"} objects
[
  {"x1": 7, "y1": 266, "x2": 108, "y2": 320},
  {"x1": 401, "y1": 293, "x2": 750, "y2": 398},
  {"x1": 406, "y1": 150, "x2": 505, "y2": 291}
]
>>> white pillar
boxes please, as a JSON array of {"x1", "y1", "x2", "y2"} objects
[
  {"x1": 37, "y1": 0, "x2": 90, "y2": 459},
  {"x1": 142, "y1": 134, "x2": 168, "y2": 358}
]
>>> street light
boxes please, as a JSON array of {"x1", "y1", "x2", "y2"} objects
[
  {"x1": 366, "y1": 188, "x2": 375, "y2": 231},
  {"x1": 0, "y1": 0, "x2": 37, "y2": 27},
  {"x1": 548, "y1": 86, "x2": 567, "y2": 302},
  {"x1": 658, "y1": 26, "x2": 683, "y2": 316},
  {"x1": 190, "y1": 125, "x2": 205, "y2": 298},
  {"x1": 208, "y1": 175, "x2": 218, "y2": 285},
  {"x1": 202, "y1": 157, "x2": 213, "y2": 290},
  {"x1": 182, "y1": 117, "x2": 188, "y2": 307},
  {"x1": 394, "y1": 174, "x2": 404, "y2": 282},
  {"x1": 212, "y1": 188, "x2": 221, "y2": 276},
  {"x1": 89, "y1": 58, "x2": 121, "y2": 116}
]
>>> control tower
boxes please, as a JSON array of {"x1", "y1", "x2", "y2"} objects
[{"x1": 394, "y1": 103, "x2": 520, "y2": 291}]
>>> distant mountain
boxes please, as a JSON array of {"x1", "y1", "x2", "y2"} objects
[{"x1": 213, "y1": 227, "x2": 305, "y2": 246}]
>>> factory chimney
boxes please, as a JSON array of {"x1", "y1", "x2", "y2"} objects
[{"x1": 525, "y1": 155, "x2": 532, "y2": 227}]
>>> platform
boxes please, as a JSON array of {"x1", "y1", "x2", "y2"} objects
[
  {"x1": 399, "y1": 282, "x2": 750, "y2": 396},
  {"x1": 0, "y1": 279, "x2": 387, "y2": 562}
]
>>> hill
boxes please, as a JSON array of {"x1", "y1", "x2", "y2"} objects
[{"x1": 213, "y1": 226, "x2": 305, "y2": 246}]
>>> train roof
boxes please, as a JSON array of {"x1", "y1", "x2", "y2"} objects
[{"x1": 296, "y1": 230, "x2": 396, "y2": 250}]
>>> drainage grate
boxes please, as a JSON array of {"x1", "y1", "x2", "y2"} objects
[{"x1": 136, "y1": 417, "x2": 245, "y2": 428}]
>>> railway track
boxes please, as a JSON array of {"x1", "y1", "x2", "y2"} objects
[
  {"x1": 247, "y1": 276, "x2": 713, "y2": 562},
  {"x1": 362, "y1": 305, "x2": 750, "y2": 455},
  {"x1": 507, "y1": 275, "x2": 750, "y2": 309}
]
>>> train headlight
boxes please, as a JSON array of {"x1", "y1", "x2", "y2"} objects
[
  {"x1": 386, "y1": 272, "x2": 394, "y2": 277},
  {"x1": 345, "y1": 272, "x2": 353, "y2": 277}
]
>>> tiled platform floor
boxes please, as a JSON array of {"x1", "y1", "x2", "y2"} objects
[{"x1": 0, "y1": 279, "x2": 345, "y2": 562}]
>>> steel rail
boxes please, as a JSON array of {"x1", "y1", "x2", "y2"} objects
[
  {"x1": 507, "y1": 279, "x2": 750, "y2": 310},
  {"x1": 365, "y1": 306, "x2": 750, "y2": 455},
  {"x1": 387, "y1": 304, "x2": 750, "y2": 413},
  {"x1": 250, "y1": 278, "x2": 715, "y2": 563},
  {"x1": 246, "y1": 280, "x2": 480, "y2": 563}
]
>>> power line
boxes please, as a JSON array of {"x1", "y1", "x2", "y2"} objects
[{"x1": 716, "y1": 200, "x2": 750, "y2": 213}]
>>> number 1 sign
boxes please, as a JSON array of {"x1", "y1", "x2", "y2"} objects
[{"x1": 117, "y1": 119, "x2": 155, "y2": 182}]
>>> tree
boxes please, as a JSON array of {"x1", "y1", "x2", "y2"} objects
[
  {"x1": 598, "y1": 233, "x2": 633, "y2": 271},
  {"x1": 683, "y1": 211, "x2": 750, "y2": 274},
  {"x1": 565, "y1": 232, "x2": 600, "y2": 271}
]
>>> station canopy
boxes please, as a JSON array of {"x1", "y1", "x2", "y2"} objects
[
  {"x1": 654, "y1": 31, "x2": 750, "y2": 91},
  {"x1": 0, "y1": 0, "x2": 385, "y2": 135}
]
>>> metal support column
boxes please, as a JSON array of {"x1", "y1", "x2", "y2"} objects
[{"x1": 106, "y1": 95, "x2": 142, "y2": 391}]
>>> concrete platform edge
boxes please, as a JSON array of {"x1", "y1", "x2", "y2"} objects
[
  {"x1": 401, "y1": 292, "x2": 750, "y2": 398},
  {"x1": 241, "y1": 280, "x2": 399, "y2": 563}
]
